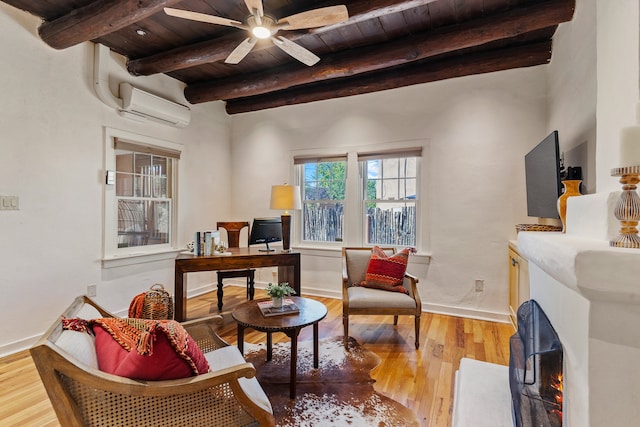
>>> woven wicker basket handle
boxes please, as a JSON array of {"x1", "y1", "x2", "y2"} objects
[{"x1": 150, "y1": 283, "x2": 166, "y2": 291}]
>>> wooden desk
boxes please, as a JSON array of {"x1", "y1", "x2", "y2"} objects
[{"x1": 174, "y1": 248, "x2": 301, "y2": 321}]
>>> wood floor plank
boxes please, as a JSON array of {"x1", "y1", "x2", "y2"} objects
[{"x1": 0, "y1": 285, "x2": 513, "y2": 427}]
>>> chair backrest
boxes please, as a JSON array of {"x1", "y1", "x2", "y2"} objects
[
  {"x1": 217, "y1": 221, "x2": 250, "y2": 248},
  {"x1": 343, "y1": 247, "x2": 396, "y2": 285}
]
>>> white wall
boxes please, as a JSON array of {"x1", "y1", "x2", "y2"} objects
[
  {"x1": 548, "y1": 0, "x2": 640, "y2": 195},
  {"x1": 595, "y1": 0, "x2": 640, "y2": 192},
  {"x1": 547, "y1": 0, "x2": 597, "y2": 194},
  {"x1": 0, "y1": 4, "x2": 231, "y2": 356},
  {"x1": 230, "y1": 67, "x2": 548, "y2": 321}
]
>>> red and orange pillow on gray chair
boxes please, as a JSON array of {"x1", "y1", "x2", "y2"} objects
[{"x1": 357, "y1": 246, "x2": 411, "y2": 294}]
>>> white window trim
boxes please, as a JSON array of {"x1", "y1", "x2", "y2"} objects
[
  {"x1": 292, "y1": 148, "x2": 425, "y2": 252},
  {"x1": 102, "y1": 127, "x2": 183, "y2": 268}
]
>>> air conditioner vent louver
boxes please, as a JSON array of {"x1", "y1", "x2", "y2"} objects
[{"x1": 119, "y1": 82, "x2": 191, "y2": 127}]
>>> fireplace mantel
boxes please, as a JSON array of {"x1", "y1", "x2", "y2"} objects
[
  {"x1": 517, "y1": 232, "x2": 640, "y2": 304},
  {"x1": 515, "y1": 191, "x2": 640, "y2": 426}
]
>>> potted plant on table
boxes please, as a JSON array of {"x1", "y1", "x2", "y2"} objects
[{"x1": 266, "y1": 282, "x2": 296, "y2": 308}]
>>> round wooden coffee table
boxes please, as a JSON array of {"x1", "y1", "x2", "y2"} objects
[{"x1": 232, "y1": 296, "x2": 327, "y2": 399}]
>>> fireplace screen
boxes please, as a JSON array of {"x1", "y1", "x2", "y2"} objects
[{"x1": 509, "y1": 300, "x2": 563, "y2": 427}]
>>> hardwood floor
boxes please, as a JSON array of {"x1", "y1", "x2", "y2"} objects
[{"x1": 0, "y1": 286, "x2": 514, "y2": 427}]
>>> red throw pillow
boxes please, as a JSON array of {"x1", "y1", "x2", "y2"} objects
[
  {"x1": 360, "y1": 246, "x2": 410, "y2": 294},
  {"x1": 92, "y1": 318, "x2": 210, "y2": 381}
]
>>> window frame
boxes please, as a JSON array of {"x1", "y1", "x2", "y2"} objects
[
  {"x1": 293, "y1": 147, "x2": 422, "y2": 250},
  {"x1": 295, "y1": 155, "x2": 348, "y2": 247},
  {"x1": 103, "y1": 128, "x2": 182, "y2": 266},
  {"x1": 359, "y1": 152, "x2": 421, "y2": 247}
]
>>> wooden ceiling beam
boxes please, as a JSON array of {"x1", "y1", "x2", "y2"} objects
[
  {"x1": 38, "y1": 0, "x2": 182, "y2": 50},
  {"x1": 224, "y1": 41, "x2": 552, "y2": 114},
  {"x1": 313, "y1": 0, "x2": 441, "y2": 33},
  {"x1": 126, "y1": 0, "x2": 440, "y2": 76},
  {"x1": 185, "y1": 0, "x2": 574, "y2": 103}
]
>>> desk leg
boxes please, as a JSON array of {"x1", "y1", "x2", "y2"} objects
[
  {"x1": 248, "y1": 271, "x2": 255, "y2": 300},
  {"x1": 237, "y1": 325, "x2": 245, "y2": 355},
  {"x1": 217, "y1": 278, "x2": 224, "y2": 311},
  {"x1": 313, "y1": 322, "x2": 320, "y2": 369},
  {"x1": 267, "y1": 332, "x2": 273, "y2": 361},
  {"x1": 174, "y1": 268, "x2": 187, "y2": 322},
  {"x1": 278, "y1": 259, "x2": 300, "y2": 296},
  {"x1": 289, "y1": 329, "x2": 301, "y2": 399}
]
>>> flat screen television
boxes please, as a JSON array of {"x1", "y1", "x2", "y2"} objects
[
  {"x1": 249, "y1": 217, "x2": 282, "y2": 252},
  {"x1": 524, "y1": 131, "x2": 562, "y2": 219}
]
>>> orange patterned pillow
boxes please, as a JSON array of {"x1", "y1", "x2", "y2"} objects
[{"x1": 359, "y1": 246, "x2": 410, "y2": 294}]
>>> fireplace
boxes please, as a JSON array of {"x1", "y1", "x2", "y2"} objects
[{"x1": 509, "y1": 300, "x2": 563, "y2": 427}]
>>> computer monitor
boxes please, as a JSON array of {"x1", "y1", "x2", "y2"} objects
[{"x1": 249, "y1": 217, "x2": 282, "y2": 252}]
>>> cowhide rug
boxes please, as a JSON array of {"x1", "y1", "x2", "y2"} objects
[{"x1": 243, "y1": 336, "x2": 420, "y2": 427}]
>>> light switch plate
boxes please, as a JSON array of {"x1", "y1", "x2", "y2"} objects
[
  {"x1": 106, "y1": 170, "x2": 115, "y2": 185},
  {"x1": 0, "y1": 196, "x2": 19, "y2": 210}
]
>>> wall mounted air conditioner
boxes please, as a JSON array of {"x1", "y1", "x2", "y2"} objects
[{"x1": 119, "y1": 82, "x2": 191, "y2": 128}]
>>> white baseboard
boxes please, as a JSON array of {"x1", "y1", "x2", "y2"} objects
[
  {"x1": 0, "y1": 334, "x2": 41, "y2": 358},
  {"x1": 422, "y1": 302, "x2": 511, "y2": 324}
]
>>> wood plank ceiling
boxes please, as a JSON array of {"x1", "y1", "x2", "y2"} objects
[{"x1": 2, "y1": 0, "x2": 575, "y2": 114}]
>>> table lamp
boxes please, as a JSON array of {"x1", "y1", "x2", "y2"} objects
[{"x1": 270, "y1": 184, "x2": 302, "y2": 252}]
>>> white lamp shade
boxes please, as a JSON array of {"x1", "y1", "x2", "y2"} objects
[{"x1": 270, "y1": 185, "x2": 302, "y2": 212}]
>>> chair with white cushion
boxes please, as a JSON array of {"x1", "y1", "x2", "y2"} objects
[{"x1": 30, "y1": 295, "x2": 274, "y2": 427}]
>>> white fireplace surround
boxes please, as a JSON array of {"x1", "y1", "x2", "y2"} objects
[{"x1": 517, "y1": 190, "x2": 640, "y2": 426}]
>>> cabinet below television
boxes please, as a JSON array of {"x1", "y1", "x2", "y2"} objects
[{"x1": 508, "y1": 241, "x2": 529, "y2": 330}]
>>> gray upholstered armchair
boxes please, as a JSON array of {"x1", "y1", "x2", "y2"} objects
[{"x1": 342, "y1": 247, "x2": 422, "y2": 349}]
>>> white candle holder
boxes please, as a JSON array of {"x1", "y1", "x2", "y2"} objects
[{"x1": 610, "y1": 166, "x2": 640, "y2": 248}]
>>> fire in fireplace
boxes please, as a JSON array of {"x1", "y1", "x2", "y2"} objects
[{"x1": 509, "y1": 300, "x2": 563, "y2": 427}]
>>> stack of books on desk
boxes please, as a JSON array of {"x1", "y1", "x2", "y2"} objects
[
  {"x1": 193, "y1": 230, "x2": 220, "y2": 256},
  {"x1": 258, "y1": 299, "x2": 300, "y2": 317}
]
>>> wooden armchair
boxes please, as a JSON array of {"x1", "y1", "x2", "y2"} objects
[
  {"x1": 30, "y1": 295, "x2": 274, "y2": 427},
  {"x1": 342, "y1": 247, "x2": 422, "y2": 349}
]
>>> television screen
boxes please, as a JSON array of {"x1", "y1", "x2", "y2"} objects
[
  {"x1": 249, "y1": 217, "x2": 282, "y2": 251},
  {"x1": 525, "y1": 131, "x2": 562, "y2": 219}
]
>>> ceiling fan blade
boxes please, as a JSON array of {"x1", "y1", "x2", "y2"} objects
[
  {"x1": 277, "y1": 5, "x2": 349, "y2": 30},
  {"x1": 225, "y1": 38, "x2": 258, "y2": 64},
  {"x1": 163, "y1": 8, "x2": 244, "y2": 29},
  {"x1": 272, "y1": 36, "x2": 320, "y2": 66},
  {"x1": 244, "y1": 0, "x2": 264, "y2": 18}
]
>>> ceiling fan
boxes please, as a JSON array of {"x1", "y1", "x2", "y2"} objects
[{"x1": 164, "y1": 1, "x2": 349, "y2": 66}]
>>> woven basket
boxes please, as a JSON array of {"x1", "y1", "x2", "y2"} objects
[
  {"x1": 515, "y1": 224, "x2": 563, "y2": 233},
  {"x1": 128, "y1": 284, "x2": 174, "y2": 320}
]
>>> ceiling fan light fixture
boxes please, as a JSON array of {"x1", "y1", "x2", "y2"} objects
[
  {"x1": 165, "y1": 2, "x2": 348, "y2": 66},
  {"x1": 251, "y1": 26, "x2": 271, "y2": 39}
]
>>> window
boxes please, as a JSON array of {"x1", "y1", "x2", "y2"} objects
[
  {"x1": 296, "y1": 156, "x2": 347, "y2": 243},
  {"x1": 103, "y1": 128, "x2": 181, "y2": 263},
  {"x1": 360, "y1": 150, "x2": 420, "y2": 246},
  {"x1": 295, "y1": 148, "x2": 421, "y2": 248}
]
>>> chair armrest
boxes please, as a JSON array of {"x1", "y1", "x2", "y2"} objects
[
  {"x1": 403, "y1": 273, "x2": 422, "y2": 311},
  {"x1": 342, "y1": 256, "x2": 350, "y2": 289},
  {"x1": 180, "y1": 314, "x2": 224, "y2": 328},
  {"x1": 342, "y1": 255, "x2": 351, "y2": 312},
  {"x1": 181, "y1": 315, "x2": 230, "y2": 353}
]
